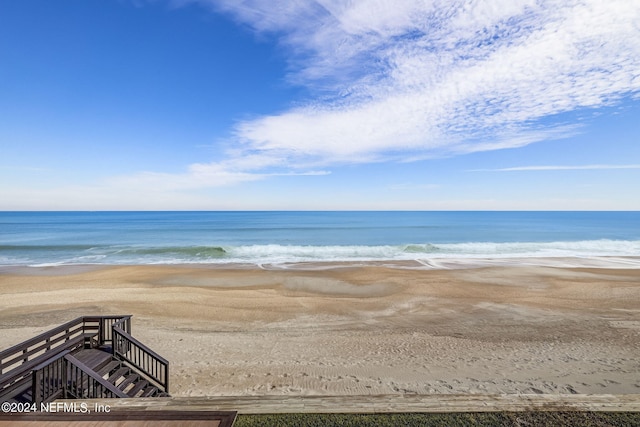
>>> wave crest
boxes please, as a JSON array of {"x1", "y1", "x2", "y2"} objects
[{"x1": 2, "y1": 240, "x2": 639, "y2": 266}]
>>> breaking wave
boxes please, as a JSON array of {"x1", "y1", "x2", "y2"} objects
[{"x1": 2, "y1": 240, "x2": 639, "y2": 266}]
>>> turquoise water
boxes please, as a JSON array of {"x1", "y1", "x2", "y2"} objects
[{"x1": 0, "y1": 211, "x2": 639, "y2": 266}]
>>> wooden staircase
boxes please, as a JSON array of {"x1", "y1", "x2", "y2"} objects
[
  {"x1": 75, "y1": 349, "x2": 169, "y2": 398},
  {"x1": 0, "y1": 316, "x2": 169, "y2": 404}
]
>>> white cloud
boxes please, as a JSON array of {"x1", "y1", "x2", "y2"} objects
[
  {"x1": 471, "y1": 164, "x2": 640, "y2": 172},
  {"x1": 106, "y1": 155, "x2": 330, "y2": 191},
  {"x1": 386, "y1": 182, "x2": 440, "y2": 191},
  {"x1": 0, "y1": 158, "x2": 330, "y2": 210},
  {"x1": 187, "y1": 0, "x2": 640, "y2": 165}
]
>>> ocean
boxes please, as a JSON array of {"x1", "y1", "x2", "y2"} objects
[{"x1": 0, "y1": 211, "x2": 639, "y2": 267}]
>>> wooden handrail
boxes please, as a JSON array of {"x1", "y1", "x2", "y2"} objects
[
  {"x1": 0, "y1": 316, "x2": 131, "y2": 376},
  {"x1": 112, "y1": 326, "x2": 169, "y2": 392},
  {"x1": 64, "y1": 353, "x2": 128, "y2": 399},
  {"x1": 31, "y1": 349, "x2": 71, "y2": 371},
  {"x1": 0, "y1": 316, "x2": 131, "y2": 361},
  {"x1": 0, "y1": 328, "x2": 86, "y2": 373},
  {"x1": 112, "y1": 327, "x2": 168, "y2": 366},
  {"x1": 0, "y1": 317, "x2": 85, "y2": 370},
  {"x1": 84, "y1": 315, "x2": 131, "y2": 344},
  {"x1": 0, "y1": 317, "x2": 83, "y2": 357},
  {"x1": 111, "y1": 316, "x2": 132, "y2": 334},
  {"x1": 0, "y1": 335, "x2": 86, "y2": 400},
  {"x1": 31, "y1": 350, "x2": 71, "y2": 405}
]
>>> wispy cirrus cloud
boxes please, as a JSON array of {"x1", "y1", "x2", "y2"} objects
[
  {"x1": 107, "y1": 154, "x2": 330, "y2": 191},
  {"x1": 471, "y1": 164, "x2": 640, "y2": 172},
  {"x1": 183, "y1": 0, "x2": 640, "y2": 167}
]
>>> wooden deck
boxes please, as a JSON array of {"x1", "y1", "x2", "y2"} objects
[
  {"x1": 0, "y1": 316, "x2": 169, "y2": 404},
  {"x1": 1, "y1": 394, "x2": 635, "y2": 427},
  {"x1": 0, "y1": 411, "x2": 236, "y2": 427}
]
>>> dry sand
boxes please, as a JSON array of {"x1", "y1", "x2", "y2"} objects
[{"x1": 1, "y1": 262, "x2": 639, "y2": 397}]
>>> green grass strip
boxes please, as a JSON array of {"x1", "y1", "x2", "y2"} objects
[{"x1": 234, "y1": 412, "x2": 640, "y2": 427}]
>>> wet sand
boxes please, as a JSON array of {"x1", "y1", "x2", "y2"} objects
[{"x1": 1, "y1": 262, "x2": 639, "y2": 396}]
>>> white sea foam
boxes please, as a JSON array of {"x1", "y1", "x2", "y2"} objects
[
  {"x1": 219, "y1": 240, "x2": 640, "y2": 263},
  {"x1": 154, "y1": 241, "x2": 640, "y2": 269},
  {"x1": 4, "y1": 239, "x2": 639, "y2": 269}
]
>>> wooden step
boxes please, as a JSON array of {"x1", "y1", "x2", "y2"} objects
[
  {"x1": 140, "y1": 386, "x2": 158, "y2": 397},
  {"x1": 107, "y1": 367, "x2": 129, "y2": 385},
  {"x1": 73, "y1": 349, "x2": 113, "y2": 371},
  {"x1": 96, "y1": 361, "x2": 120, "y2": 378},
  {"x1": 127, "y1": 380, "x2": 149, "y2": 397},
  {"x1": 117, "y1": 374, "x2": 138, "y2": 392},
  {"x1": 6, "y1": 388, "x2": 32, "y2": 404}
]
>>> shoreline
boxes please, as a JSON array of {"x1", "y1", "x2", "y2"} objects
[
  {"x1": 2, "y1": 254, "x2": 640, "y2": 274},
  {"x1": 1, "y1": 262, "x2": 639, "y2": 396}
]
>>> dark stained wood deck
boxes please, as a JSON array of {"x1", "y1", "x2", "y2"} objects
[
  {"x1": 73, "y1": 349, "x2": 113, "y2": 371},
  {"x1": 0, "y1": 411, "x2": 236, "y2": 427}
]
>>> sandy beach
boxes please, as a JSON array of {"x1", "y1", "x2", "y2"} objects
[{"x1": 1, "y1": 262, "x2": 639, "y2": 397}]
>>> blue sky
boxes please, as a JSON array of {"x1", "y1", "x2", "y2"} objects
[{"x1": 1, "y1": 0, "x2": 639, "y2": 210}]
